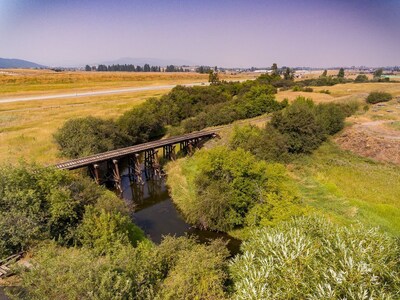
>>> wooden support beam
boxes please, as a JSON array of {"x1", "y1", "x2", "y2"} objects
[
  {"x1": 93, "y1": 164, "x2": 100, "y2": 184},
  {"x1": 112, "y1": 159, "x2": 122, "y2": 193}
]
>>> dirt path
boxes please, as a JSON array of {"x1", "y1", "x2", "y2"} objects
[{"x1": 0, "y1": 82, "x2": 208, "y2": 104}]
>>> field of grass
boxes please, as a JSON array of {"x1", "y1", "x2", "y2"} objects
[
  {"x1": 0, "y1": 89, "x2": 168, "y2": 164},
  {"x1": 0, "y1": 70, "x2": 257, "y2": 164},
  {"x1": 0, "y1": 70, "x2": 257, "y2": 97},
  {"x1": 289, "y1": 142, "x2": 400, "y2": 236}
]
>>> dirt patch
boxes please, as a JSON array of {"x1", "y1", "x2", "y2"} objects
[{"x1": 335, "y1": 124, "x2": 400, "y2": 165}]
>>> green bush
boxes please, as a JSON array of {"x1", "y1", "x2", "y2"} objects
[
  {"x1": 12, "y1": 236, "x2": 230, "y2": 300},
  {"x1": 77, "y1": 207, "x2": 145, "y2": 255},
  {"x1": 117, "y1": 99, "x2": 166, "y2": 144},
  {"x1": 315, "y1": 103, "x2": 345, "y2": 135},
  {"x1": 0, "y1": 164, "x2": 127, "y2": 258},
  {"x1": 230, "y1": 125, "x2": 290, "y2": 162},
  {"x1": 12, "y1": 241, "x2": 160, "y2": 300},
  {"x1": 54, "y1": 116, "x2": 131, "y2": 158},
  {"x1": 167, "y1": 147, "x2": 301, "y2": 232},
  {"x1": 157, "y1": 239, "x2": 229, "y2": 300},
  {"x1": 270, "y1": 97, "x2": 325, "y2": 154},
  {"x1": 366, "y1": 91, "x2": 393, "y2": 104},
  {"x1": 230, "y1": 216, "x2": 400, "y2": 299},
  {"x1": 319, "y1": 89, "x2": 331, "y2": 94},
  {"x1": 355, "y1": 74, "x2": 369, "y2": 83}
]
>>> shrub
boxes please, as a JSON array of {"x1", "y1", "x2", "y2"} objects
[
  {"x1": 315, "y1": 103, "x2": 345, "y2": 135},
  {"x1": 355, "y1": 74, "x2": 369, "y2": 82},
  {"x1": 230, "y1": 216, "x2": 400, "y2": 299},
  {"x1": 54, "y1": 116, "x2": 131, "y2": 158},
  {"x1": 270, "y1": 97, "x2": 325, "y2": 154},
  {"x1": 336, "y1": 100, "x2": 360, "y2": 117},
  {"x1": 12, "y1": 241, "x2": 162, "y2": 300},
  {"x1": 230, "y1": 125, "x2": 290, "y2": 162},
  {"x1": 118, "y1": 99, "x2": 166, "y2": 144},
  {"x1": 319, "y1": 89, "x2": 331, "y2": 94},
  {"x1": 0, "y1": 164, "x2": 125, "y2": 258},
  {"x1": 157, "y1": 239, "x2": 229, "y2": 300},
  {"x1": 303, "y1": 87, "x2": 313, "y2": 92},
  {"x1": 366, "y1": 91, "x2": 393, "y2": 104},
  {"x1": 167, "y1": 147, "x2": 301, "y2": 232},
  {"x1": 77, "y1": 207, "x2": 145, "y2": 255}
]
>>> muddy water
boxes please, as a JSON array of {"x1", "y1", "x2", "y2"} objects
[{"x1": 119, "y1": 168, "x2": 241, "y2": 255}]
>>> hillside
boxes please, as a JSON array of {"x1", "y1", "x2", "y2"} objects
[{"x1": 0, "y1": 57, "x2": 46, "y2": 69}]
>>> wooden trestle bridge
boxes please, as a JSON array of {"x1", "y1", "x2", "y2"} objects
[{"x1": 54, "y1": 131, "x2": 218, "y2": 192}]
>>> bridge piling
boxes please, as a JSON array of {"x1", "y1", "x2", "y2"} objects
[{"x1": 112, "y1": 159, "x2": 122, "y2": 193}]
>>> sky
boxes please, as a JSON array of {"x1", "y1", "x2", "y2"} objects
[{"x1": 0, "y1": 0, "x2": 399, "y2": 67}]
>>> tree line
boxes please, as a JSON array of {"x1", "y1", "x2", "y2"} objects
[{"x1": 85, "y1": 64, "x2": 187, "y2": 72}]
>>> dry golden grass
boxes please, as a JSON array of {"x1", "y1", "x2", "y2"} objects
[
  {"x1": 277, "y1": 82, "x2": 400, "y2": 104},
  {"x1": 0, "y1": 89, "x2": 168, "y2": 165},
  {"x1": 0, "y1": 70, "x2": 257, "y2": 98}
]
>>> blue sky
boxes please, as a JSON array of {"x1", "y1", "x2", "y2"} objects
[{"x1": 0, "y1": 0, "x2": 399, "y2": 67}]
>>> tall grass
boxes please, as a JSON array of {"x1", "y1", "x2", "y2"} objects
[{"x1": 291, "y1": 142, "x2": 400, "y2": 235}]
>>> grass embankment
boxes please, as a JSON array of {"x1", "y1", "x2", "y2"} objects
[{"x1": 290, "y1": 142, "x2": 400, "y2": 236}]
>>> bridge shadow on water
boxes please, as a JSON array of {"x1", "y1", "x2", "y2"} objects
[{"x1": 118, "y1": 164, "x2": 242, "y2": 256}]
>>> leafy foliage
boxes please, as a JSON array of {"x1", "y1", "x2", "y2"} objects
[
  {"x1": 77, "y1": 207, "x2": 145, "y2": 255},
  {"x1": 230, "y1": 216, "x2": 400, "y2": 299},
  {"x1": 230, "y1": 125, "x2": 290, "y2": 162},
  {"x1": 157, "y1": 239, "x2": 229, "y2": 300},
  {"x1": 0, "y1": 164, "x2": 130, "y2": 258},
  {"x1": 355, "y1": 74, "x2": 369, "y2": 82},
  {"x1": 167, "y1": 147, "x2": 301, "y2": 232},
  {"x1": 12, "y1": 236, "x2": 230, "y2": 300},
  {"x1": 270, "y1": 97, "x2": 325, "y2": 154},
  {"x1": 117, "y1": 98, "x2": 166, "y2": 144},
  {"x1": 366, "y1": 91, "x2": 393, "y2": 104},
  {"x1": 315, "y1": 102, "x2": 345, "y2": 135},
  {"x1": 54, "y1": 116, "x2": 131, "y2": 158}
]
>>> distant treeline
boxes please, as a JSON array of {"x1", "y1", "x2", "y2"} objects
[{"x1": 86, "y1": 64, "x2": 187, "y2": 72}]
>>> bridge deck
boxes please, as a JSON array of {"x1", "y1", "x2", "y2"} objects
[{"x1": 54, "y1": 131, "x2": 216, "y2": 170}]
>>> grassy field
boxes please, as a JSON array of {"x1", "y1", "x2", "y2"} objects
[
  {"x1": 0, "y1": 89, "x2": 167, "y2": 164},
  {"x1": 289, "y1": 142, "x2": 400, "y2": 236},
  {"x1": 0, "y1": 70, "x2": 257, "y2": 97},
  {"x1": 0, "y1": 71, "x2": 258, "y2": 164}
]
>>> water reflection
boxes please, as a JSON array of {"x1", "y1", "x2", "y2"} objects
[{"x1": 119, "y1": 166, "x2": 241, "y2": 255}]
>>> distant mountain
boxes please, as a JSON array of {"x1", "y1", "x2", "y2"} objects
[
  {"x1": 0, "y1": 58, "x2": 46, "y2": 69},
  {"x1": 100, "y1": 57, "x2": 194, "y2": 67}
]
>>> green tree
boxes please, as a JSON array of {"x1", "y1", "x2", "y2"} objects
[
  {"x1": 0, "y1": 164, "x2": 123, "y2": 257},
  {"x1": 117, "y1": 99, "x2": 166, "y2": 144},
  {"x1": 270, "y1": 97, "x2": 325, "y2": 153},
  {"x1": 283, "y1": 67, "x2": 294, "y2": 80},
  {"x1": 271, "y1": 63, "x2": 278, "y2": 75},
  {"x1": 320, "y1": 69, "x2": 327, "y2": 77},
  {"x1": 84, "y1": 65, "x2": 91, "y2": 71},
  {"x1": 208, "y1": 70, "x2": 220, "y2": 84},
  {"x1": 77, "y1": 207, "x2": 145, "y2": 255},
  {"x1": 54, "y1": 116, "x2": 131, "y2": 158},
  {"x1": 373, "y1": 68, "x2": 383, "y2": 78},
  {"x1": 355, "y1": 74, "x2": 369, "y2": 82},
  {"x1": 337, "y1": 67, "x2": 345, "y2": 78}
]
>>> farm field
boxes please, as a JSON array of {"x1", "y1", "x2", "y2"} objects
[
  {"x1": 0, "y1": 70, "x2": 257, "y2": 98},
  {"x1": 0, "y1": 71, "x2": 257, "y2": 164}
]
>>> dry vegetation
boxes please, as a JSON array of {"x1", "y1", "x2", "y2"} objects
[
  {"x1": 0, "y1": 70, "x2": 257, "y2": 98},
  {"x1": 0, "y1": 70, "x2": 258, "y2": 164}
]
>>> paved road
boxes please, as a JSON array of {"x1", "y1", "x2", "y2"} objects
[{"x1": 0, "y1": 82, "x2": 208, "y2": 104}]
